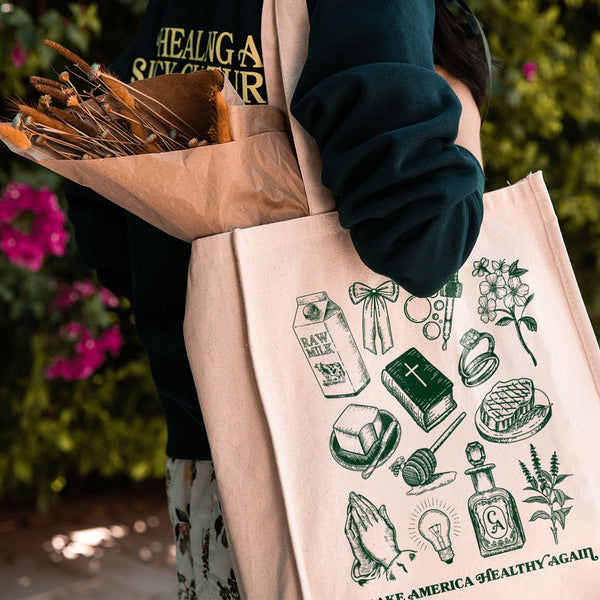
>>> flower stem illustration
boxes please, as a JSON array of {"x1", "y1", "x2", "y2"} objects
[
  {"x1": 472, "y1": 258, "x2": 538, "y2": 366},
  {"x1": 519, "y1": 444, "x2": 573, "y2": 544}
]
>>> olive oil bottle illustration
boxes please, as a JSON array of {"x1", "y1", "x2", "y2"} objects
[{"x1": 464, "y1": 441, "x2": 525, "y2": 557}]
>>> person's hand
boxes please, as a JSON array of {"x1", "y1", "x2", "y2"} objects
[
  {"x1": 435, "y1": 65, "x2": 483, "y2": 170},
  {"x1": 349, "y1": 492, "x2": 400, "y2": 569},
  {"x1": 345, "y1": 505, "x2": 378, "y2": 575}
]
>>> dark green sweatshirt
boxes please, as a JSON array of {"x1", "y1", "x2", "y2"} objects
[{"x1": 65, "y1": 0, "x2": 484, "y2": 460}]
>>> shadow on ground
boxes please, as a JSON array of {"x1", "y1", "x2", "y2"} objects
[{"x1": 0, "y1": 481, "x2": 177, "y2": 600}]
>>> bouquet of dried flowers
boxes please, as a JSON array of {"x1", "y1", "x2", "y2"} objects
[
  {"x1": 0, "y1": 41, "x2": 307, "y2": 241},
  {"x1": 1, "y1": 40, "x2": 231, "y2": 160}
]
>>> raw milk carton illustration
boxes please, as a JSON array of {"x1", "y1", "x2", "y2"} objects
[{"x1": 294, "y1": 292, "x2": 370, "y2": 397}]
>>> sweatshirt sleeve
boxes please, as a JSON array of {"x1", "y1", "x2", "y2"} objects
[
  {"x1": 65, "y1": 180, "x2": 133, "y2": 299},
  {"x1": 291, "y1": 0, "x2": 484, "y2": 297}
]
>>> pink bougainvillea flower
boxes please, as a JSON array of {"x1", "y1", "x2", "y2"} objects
[
  {"x1": 44, "y1": 322, "x2": 124, "y2": 381},
  {"x1": 521, "y1": 61, "x2": 539, "y2": 83},
  {"x1": 97, "y1": 325, "x2": 124, "y2": 356},
  {"x1": 1, "y1": 230, "x2": 44, "y2": 271},
  {"x1": 73, "y1": 280, "x2": 95, "y2": 297},
  {"x1": 99, "y1": 286, "x2": 119, "y2": 308},
  {"x1": 54, "y1": 280, "x2": 120, "y2": 310},
  {"x1": 10, "y1": 39, "x2": 28, "y2": 69},
  {"x1": 0, "y1": 183, "x2": 69, "y2": 271},
  {"x1": 55, "y1": 285, "x2": 81, "y2": 310}
]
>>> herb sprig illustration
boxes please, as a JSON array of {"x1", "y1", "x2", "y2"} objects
[
  {"x1": 519, "y1": 444, "x2": 573, "y2": 544},
  {"x1": 472, "y1": 258, "x2": 538, "y2": 366}
]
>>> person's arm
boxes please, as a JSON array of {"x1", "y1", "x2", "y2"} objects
[{"x1": 291, "y1": 0, "x2": 484, "y2": 297}]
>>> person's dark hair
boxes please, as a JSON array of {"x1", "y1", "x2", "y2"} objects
[{"x1": 433, "y1": 0, "x2": 489, "y2": 107}]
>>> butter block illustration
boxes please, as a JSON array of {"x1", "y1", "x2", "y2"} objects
[
  {"x1": 382, "y1": 347, "x2": 456, "y2": 432},
  {"x1": 334, "y1": 404, "x2": 383, "y2": 456},
  {"x1": 294, "y1": 292, "x2": 370, "y2": 398}
]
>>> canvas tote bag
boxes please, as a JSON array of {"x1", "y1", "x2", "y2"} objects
[{"x1": 183, "y1": 1, "x2": 600, "y2": 598}]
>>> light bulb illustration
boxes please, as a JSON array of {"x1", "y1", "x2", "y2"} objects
[{"x1": 417, "y1": 509, "x2": 454, "y2": 564}]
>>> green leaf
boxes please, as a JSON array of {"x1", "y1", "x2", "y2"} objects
[
  {"x1": 557, "y1": 506, "x2": 573, "y2": 527},
  {"x1": 175, "y1": 507, "x2": 190, "y2": 524},
  {"x1": 65, "y1": 24, "x2": 90, "y2": 52},
  {"x1": 523, "y1": 495, "x2": 550, "y2": 504},
  {"x1": 496, "y1": 316, "x2": 514, "y2": 326},
  {"x1": 554, "y1": 506, "x2": 572, "y2": 529},
  {"x1": 538, "y1": 469, "x2": 553, "y2": 484},
  {"x1": 509, "y1": 260, "x2": 529, "y2": 277},
  {"x1": 554, "y1": 473, "x2": 572, "y2": 484},
  {"x1": 519, "y1": 316, "x2": 538, "y2": 331},
  {"x1": 523, "y1": 293, "x2": 535, "y2": 308},
  {"x1": 530, "y1": 510, "x2": 552, "y2": 521}
]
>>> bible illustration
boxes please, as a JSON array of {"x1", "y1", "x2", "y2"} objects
[{"x1": 382, "y1": 347, "x2": 456, "y2": 432}]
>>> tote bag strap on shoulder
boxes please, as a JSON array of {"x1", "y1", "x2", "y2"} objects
[{"x1": 261, "y1": 0, "x2": 337, "y2": 216}]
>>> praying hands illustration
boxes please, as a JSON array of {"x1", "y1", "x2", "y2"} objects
[{"x1": 345, "y1": 492, "x2": 416, "y2": 585}]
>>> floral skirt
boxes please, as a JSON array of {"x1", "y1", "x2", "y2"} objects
[{"x1": 165, "y1": 458, "x2": 240, "y2": 600}]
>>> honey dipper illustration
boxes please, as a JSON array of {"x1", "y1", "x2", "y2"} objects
[{"x1": 402, "y1": 411, "x2": 466, "y2": 486}]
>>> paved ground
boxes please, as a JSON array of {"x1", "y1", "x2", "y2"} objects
[{"x1": 0, "y1": 481, "x2": 178, "y2": 600}]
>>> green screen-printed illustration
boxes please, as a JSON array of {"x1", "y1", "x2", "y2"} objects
[
  {"x1": 474, "y1": 378, "x2": 552, "y2": 443},
  {"x1": 465, "y1": 441, "x2": 526, "y2": 557},
  {"x1": 330, "y1": 404, "x2": 401, "y2": 479},
  {"x1": 294, "y1": 292, "x2": 370, "y2": 398},
  {"x1": 472, "y1": 258, "x2": 538, "y2": 366},
  {"x1": 418, "y1": 510, "x2": 456, "y2": 564},
  {"x1": 403, "y1": 273, "x2": 462, "y2": 350},
  {"x1": 409, "y1": 500, "x2": 461, "y2": 564},
  {"x1": 348, "y1": 280, "x2": 399, "y2": 355},
  {"x1": 519, "y1": 444, "x2": 573, "y2": 545},
  {"x1": 458, "y1": 329, "x2": 500, "y2": 387},
  {"x1": 382, "y1": 348, "x2": 456, "y2": 432},
  {"x1": 393, "y1": 412, "x2": 465, "y2": 496},
  {"x1": 345, "y1": 491, "x2": 417, "y2": 585}
]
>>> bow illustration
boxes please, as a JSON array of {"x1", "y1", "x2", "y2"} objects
[{"x1": 349, "y1": 280, "x2": 399, "y2": 354}]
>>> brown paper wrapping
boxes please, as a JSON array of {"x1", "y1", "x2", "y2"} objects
[{"x1": 2, "y1": 73, "x2": 309, "y2": 242}]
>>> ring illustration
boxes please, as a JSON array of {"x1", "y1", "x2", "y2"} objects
[
  {"x1": 330, "y1": 409, "x2": 400, "y2": 473},
  {"x1": 458, "y1": 329, "x2": 499, "y2": 387}
]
